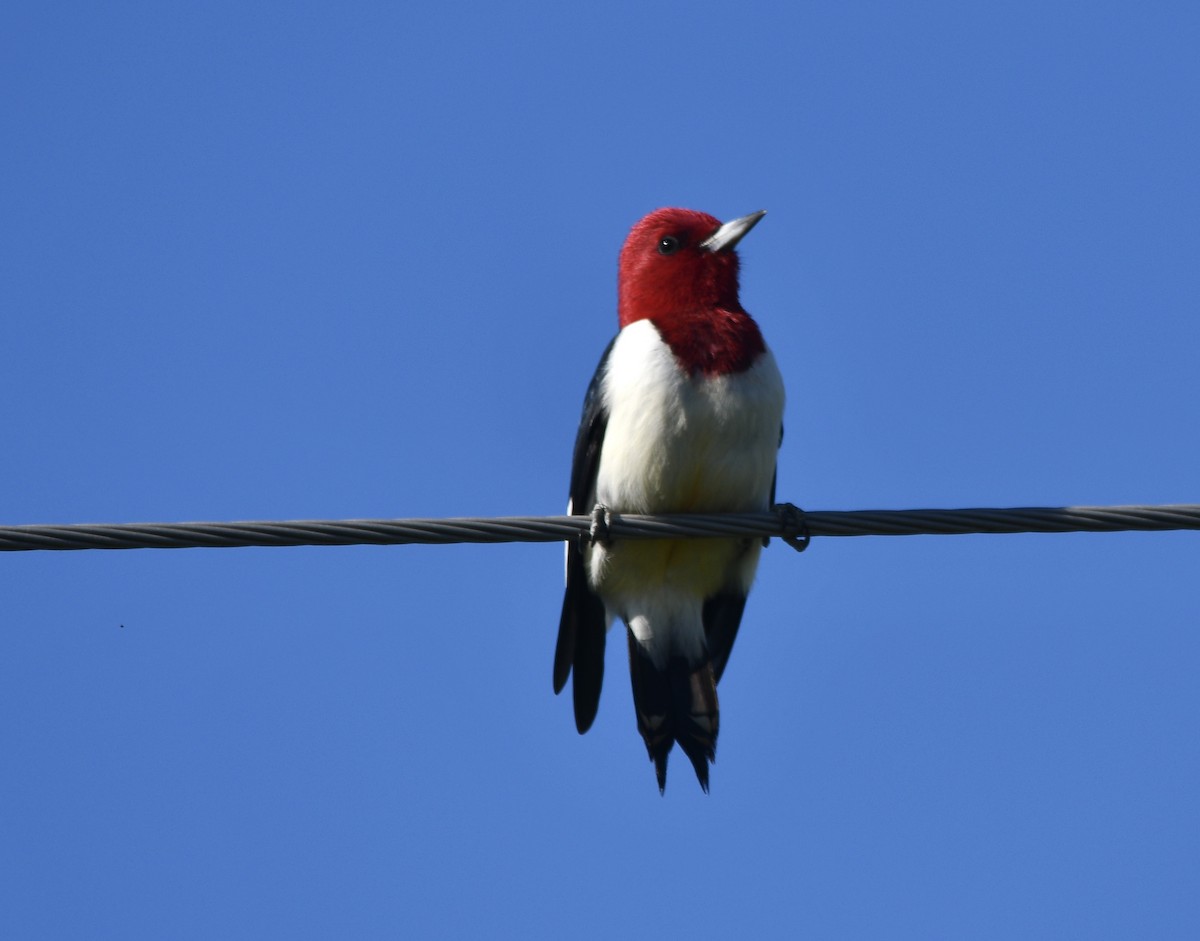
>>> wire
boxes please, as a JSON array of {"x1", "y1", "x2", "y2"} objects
[{"x1": 1, "y1": 504, "x2": 1197, "y2": 552}]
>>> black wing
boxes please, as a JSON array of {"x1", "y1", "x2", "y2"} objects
[
  {"x1": 553, "y1": 339, "x2": 614, "y2": 733},
  {"x1": 704, "y1": 423, "x2": 783, "y2": 684}
]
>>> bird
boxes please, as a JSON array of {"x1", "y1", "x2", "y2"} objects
[{"x1": 554, "y1": 207, "x2": 785, "y2": 792}]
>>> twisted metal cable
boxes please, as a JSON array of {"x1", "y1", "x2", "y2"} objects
[{"x1": 0, "y1": 504, "x2": 1197, "y2": 552}]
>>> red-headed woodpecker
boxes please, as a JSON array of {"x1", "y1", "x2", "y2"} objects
[{"x1": 554, "y1": 208, "x2": 785, "y2": 792}]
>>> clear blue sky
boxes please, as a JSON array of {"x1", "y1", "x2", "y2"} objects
[{"x1": 3, "y1": 2, "x2": 1198, "y2": 938}]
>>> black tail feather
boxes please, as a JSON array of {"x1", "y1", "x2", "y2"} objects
[
  {"x1": 555, "y1": 544, "x2": 608, "y2": 733},
  {"x1": 627, "y1": 632, "x2": 673, "y2": 792},
  {"x1": 671, "y1": 662, "x2": 719, "y2": 793},
  {"x1": 626, "y1": 630, "x2": 719, "y2": 793}
]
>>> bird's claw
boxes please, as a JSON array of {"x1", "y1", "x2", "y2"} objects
[
  {"x1": 589, "y1": 504, "x2": 613, "y2": 546},
  {"x1": 774, "y1": 503, "x2": 811, "y2": 553}
]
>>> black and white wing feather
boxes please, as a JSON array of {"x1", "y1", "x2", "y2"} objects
[{"x1": 553, "y1": 339, "x2": 614, "y2": 733}]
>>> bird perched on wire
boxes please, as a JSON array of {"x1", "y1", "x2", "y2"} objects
[{"x1": 554, "y1": 207, "x2": 785, "y2": 792}]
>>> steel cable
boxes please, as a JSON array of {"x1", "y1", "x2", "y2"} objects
[{"x1": 1, "y1": 503, "x2": 1197, "y2": 552}]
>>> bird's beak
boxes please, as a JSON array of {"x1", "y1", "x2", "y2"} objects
[{"x1": 699, "y1": 210, "x2": 767, "y2": 253}]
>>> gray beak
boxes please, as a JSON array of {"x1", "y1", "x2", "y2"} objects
[{"x1": 699, "y1": 210, "x2": 767, "y2": 253}]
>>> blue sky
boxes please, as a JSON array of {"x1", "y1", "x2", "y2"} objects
[{"x1": 3, "y1": 2, "x2": 1198, "y2": 937}]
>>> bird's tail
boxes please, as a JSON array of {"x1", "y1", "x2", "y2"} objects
[{"x1": 626, "y1": 630, "x2": 719, "y2": 793}]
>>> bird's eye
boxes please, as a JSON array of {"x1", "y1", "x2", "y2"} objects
[{"x1": 657, "y1": 235, "x2": 681, "y2": 255}]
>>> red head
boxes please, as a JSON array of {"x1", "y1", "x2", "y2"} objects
[{"x1": 617, "y1": 207, "x2": 768, "y2": 375}]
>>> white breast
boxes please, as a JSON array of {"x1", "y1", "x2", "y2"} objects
[{"x1": 595, "y1": 319, "x2": 785, "y2": 515}]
